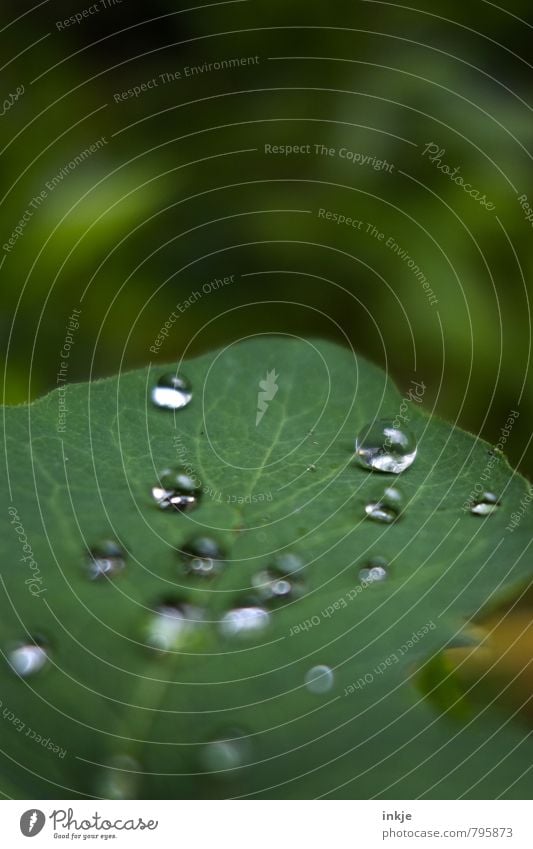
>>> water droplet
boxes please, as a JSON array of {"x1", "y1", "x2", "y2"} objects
[
  {"x1": 365, "y1": 486, "x2": 404, "y2": 523},
  {"x1": 355, "y1": 419, "x2": 417, "y2": 473},
  {"x1": 99, "y1": 755, "x2": 141, "y2": 799},
  {"x1": 200, "y1": 730, "x2": 249, "y2": 776},
  {"x1": 179, "y1": 536, "x2": 225, "y2": 578},
  {"x1": 359, "y1": 556, "x2": 389, "y2": 583},
  {"x1": 86, "y1": 540, "x2": 126, "y2": 580},
  {"x1": 9, "y1": 639, "x2": 49, "y2": 677},
  {"x1": 252, "y1": 566, "x2": 305, "y2": 605},
  {"x1": 152, "y1": 467, "x2": 201, "y2": 512},
  {"x1": 271, "y1": 551, "x2": 305, "y2": 575},
  {"x1": 470, "y1": 492, "x2": 500, "y2": 516},
  {"x1": 306, "y1": 464, "x2": 316, "y2": 472},
  {"x1": 145, "y1": 598, "x2": 205, "y2": 652},
  {"x1": 305, "y1": 665, "x2": 334, "y2": 693},
  {"x1": 220, "y1": 605, "x2": 270, "y2": 638},
  {"x1": 365, "y1": 503, "x2": 395, "y2": 523},
  {"x1": 151, "y1": 373, "x2": 192, "y2": 410}
]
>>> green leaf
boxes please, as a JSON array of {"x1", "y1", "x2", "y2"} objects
[{"x1": 1, "y1": 337, "x2": 532, "y2": 799}]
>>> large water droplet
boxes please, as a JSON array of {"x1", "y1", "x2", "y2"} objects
[
  {"x1": 305, "y1": 665, "x2": 334, "y2": 693},
  {"x1": 86, "y1": 540, "x2": 126, "y2": 580},
  {"x1": 151, "y1": 373, "x2": 192, "y2": 410},
  {"x1": 220, "y1": 604, "x2": 270, "y2": 637},
  {"x1": 152, "y1": 467, "x2": 201, "y2": 512},
  {"x1": 470, "y1": 492, "x2": 500, "y2": 516},
  {"x1": 359, "y1": 556, "x2": 389, "y2": 584},
  {"x1": 356, "y1": 419, "x2": 417, "y2": 473},
  {"x1": 9, "y1": 639, "x2": 49, "y2": 677},
  {"x1": 99, "y1": 755, "x2": 141, "y2": 799},
  {"x1": 145, "y1": 597, "x2": 205, "y2": 652},
  {"x1": 200, "y1": 730, "x2": 249, "y2": 776},
  {"x1": 179, "y1": 536, "x2": 225, "y2": 578},
  {"x1": 365, "y1": 486, "x2": 404, "y2": 523}
]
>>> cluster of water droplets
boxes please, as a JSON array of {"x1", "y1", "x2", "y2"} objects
[
  {"x1": 355, "y1": 418, "x2": 503, "y2": 520},
  {"x1": 6, "y1": 371, "x2": 512, "y2": 796},
  {"x1": 220, "y1": 552, "x2": 307, "y2": 638}
]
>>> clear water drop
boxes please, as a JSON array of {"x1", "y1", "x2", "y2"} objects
[
  {"x1": 151, "y1": 373, "x2": 192, "y2": 410},
  {"x1": 271, "y1": 551, "x2": 305, "y2": 575},
  {"x1": 220, "y1": 605, "x2": 270, "y2": 637},
  {"x1": 306, "y1": 464, "x2": 316, "y2": 472},
  {"x1": 179, "y1": 536, "x2": 225, "y2": 578},
  {"x1": 470, "y1": 492, "x2": 500, "y2": 516},
  {"x1": 200, "y1": 730, "x2": 249, "y2": 776},
  {"x1": 99, "y1": 755, "x2": 141, "y2": 800},
  {"x1": 87, "y1": 540, "x2": 126, "y2": 580},
  {"x1": 305, "y1": 665, "x2": 334, "y2": 694},
  {"x1": 252, "y1": 566, "x2": 305, "y2": 605},
  {"x1": 365, "y1": 503, "x2": 396, "y2": 523},
  {"x1": 152, "y1": 467, "x2": 201, "y2": 512},
  {"x1": 145, "y1": 598, "x2": 204, "y2": 652},
  {"x1": 9, "y1": 639, "x2": 49, "y2": 677},
  {"x1": 365, "y1": 486, "x2": 404, "y2": 523},
  {"x1": 359, "y1": 556, "x2": 389, "y2": 584},
  {"x1": 356, "y1": 419, "x2": 417, "y2": 473}
]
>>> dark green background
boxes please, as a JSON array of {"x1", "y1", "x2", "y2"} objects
[{"x1": 1, "y1": 0, "x2": 532, "y2": 474}]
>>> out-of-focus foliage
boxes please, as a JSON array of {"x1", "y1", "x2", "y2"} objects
[{"x1": 1, "y1": 0, "x2": 532, "y2": 476}]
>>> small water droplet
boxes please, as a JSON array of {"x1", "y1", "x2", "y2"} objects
[
  {"x1": 252, "y1": 566, "x2": 305, "y2": 605},
  {"x1": 305, "y1": 665, "x2": 334, "y2": 693},
  {"x1": 144, "y1": 597, "x2": 205, "y2": 652},
  {"x1": 151, "y1": 373, "x2": 192, "y2": 410},
  {"x1": 365, "y1": 486, "x2": 404, "y2": 523},
  {"x1": 86, "y1": 540, "x2": 126, "y2": 580},
  {"x1": 306, "y1": 464, "x2": 316, "y2": 472},
  {"x1": 99, "y1": 755, "x2": 141, "y2": 799},
  {"x1": 152, "y1": 467, "x2": 201, "y2": 512},
  {"x1": 271, "y1": 551, "x2": 305, "y2": 575},
  {"x1": 365, "y1": 503, "x2": 395, "y2": 523},
  {"x1": 200, "y1": 730, "x2": 249, "y2": 776},
  {"x1": 359, "y1": 556, "x2": 389, "y2": 583},
  {"x1": 470, "y1": 492, "x2": 500, "y2": 516},
  {"x1": 356, "y1": 419, "x2": 417, "y2": 473},
  {"x1": 9, "y1": 639, "x2": 49, "y2": 677},
  {"x1": 220, "y1": 605, "x2": 270, "y2": 637},
  {"x1": 179, "y1": 536, "x2": 225, "y2": 578}
]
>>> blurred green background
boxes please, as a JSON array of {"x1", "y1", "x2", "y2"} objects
[{"x1": 2, "y1": 0, "x2": 532, "y2": 473}]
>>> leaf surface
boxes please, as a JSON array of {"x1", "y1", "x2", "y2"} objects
[{"x1": 1, "y1": 337, "x2": 532, "y2": 799}]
